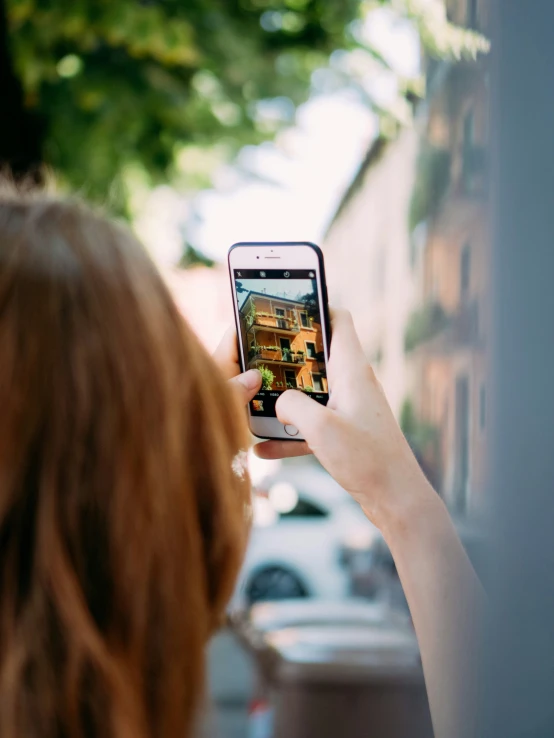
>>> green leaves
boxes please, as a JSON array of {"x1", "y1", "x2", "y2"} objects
[
  {"x1": 409, "y1": 142, "x2": 452, "y2": 231},
  {"x1": 397, "y1": 0, "x2": 490, "y2": 61},
  {"x1": 5, "y1": 0, "x2": 363, "y2": 212},
  {"x1": 404, "y1": 302, "x2": 450, "y2": 353},
  {"x1": 258, "y1": 365, "x2": 276, "y2": 390},
  {"x1": 3, "y1": 0, "x2": 490, "y2": 216}
]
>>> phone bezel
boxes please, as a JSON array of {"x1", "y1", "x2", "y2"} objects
[{"x1": 228, "y1": 241, "x2": 331, "y2": 441}]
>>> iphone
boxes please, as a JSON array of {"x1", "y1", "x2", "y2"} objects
[{"x1": 228, "y1": 242, "x2": 331, "y2": 441}]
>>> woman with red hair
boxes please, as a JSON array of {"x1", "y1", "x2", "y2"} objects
[{"x1": 0, "y1": 189, "x2": 481, "y2": 738}]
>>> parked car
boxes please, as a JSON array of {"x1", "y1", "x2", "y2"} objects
[{"x1": 231, "y1": 462, "x2": 378, "y2": 608}]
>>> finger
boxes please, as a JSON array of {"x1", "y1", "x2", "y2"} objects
[
  {"x1": 228, "y1": 369, "x2": 262, "y2": 406},
  {"x1": 276, "y1": 389, "x2": 331, "y2": 443},
  {"x1": 254, "y1": 440, "x2": 312, "y2": 460},
  {"x1": 327, "y1": 309, "x2": 372, "y2": 386},
  {"x1": 214, "y1": 326, "x2": 241, "y2": 380}
]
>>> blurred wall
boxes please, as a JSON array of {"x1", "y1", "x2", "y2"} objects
[
  {"x1": 163, "y1": 265, "x2": 234, "y2": 353},
  {"x1": 323, "y1": 126, "x2": 420, "y2": 418}
]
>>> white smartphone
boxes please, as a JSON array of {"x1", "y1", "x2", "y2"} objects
[{"x1": 228, "y1": 242, "x2": 331, "y2": 441}]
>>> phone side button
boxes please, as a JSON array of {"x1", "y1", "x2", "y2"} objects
[{"x1": 284, "y1": 424, "x2": 300, "y2": 437}]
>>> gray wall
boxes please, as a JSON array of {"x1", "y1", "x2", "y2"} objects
[{"x1": 484, "y1": 2, "x2": 554, "y2": 735}]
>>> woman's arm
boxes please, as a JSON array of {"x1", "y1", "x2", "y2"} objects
[
  {"x1": 255, "y1": 309, "x2": 484, "y2": 738},
  {"x1": 385, "y1": 488, "x2": 484, "y2": 738}
]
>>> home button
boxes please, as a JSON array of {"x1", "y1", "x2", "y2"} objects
[{"x1": 284, "y1": 424, "x2": 300, "y2": 437}]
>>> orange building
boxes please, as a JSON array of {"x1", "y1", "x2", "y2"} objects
[
  {"x1": 239, "y1": 292, "x2": 328, "y2": 392},
  {"x1": 322, "y1": 0, "x2": 490, "y2": 518},
  {"x1": 406, "y1": 0, "x2": 491, "y2": 516}
]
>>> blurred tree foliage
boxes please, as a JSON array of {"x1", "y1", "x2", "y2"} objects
[
  {"x1": 179, "y1": 241, "x2": 215, "y2": 268},
  {"x1": 1, "y1": 0, "x2": 489, "y2": 214},
  {"x1": 2, "y1": 0, "x2": 360, "y2": 211},
  {"x1": 409, "y1": 142, "x2": 452, "y2": 230}
]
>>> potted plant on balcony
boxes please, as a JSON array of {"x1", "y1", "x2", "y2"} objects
[
  {"x1": 247, "y1": 303, "x2": 257, "y2": 327},
  {"x1": 248, "y1": 344, "x2": 261, "y2": 360},
  {"x1": 282, "y1": 348, "x2": 292, "y2": 362},
  {"x1": 303, "y1": 386, "x2": 314, "y2": 393},
  {"x1": 295, "y1": 350, "x2": 305, "y2": 363},
  {"x1": 258, "y1": 365, "x2": 275, "y2": 391},
  {"x1": 260, "y1": 345, "x2": 280, "y2": 359}
]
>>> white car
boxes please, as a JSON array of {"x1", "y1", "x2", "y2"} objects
[{"x1": 232, "y1": 462, "x2": 377, "y2": 607}]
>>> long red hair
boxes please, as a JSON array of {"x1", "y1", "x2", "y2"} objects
[{"x1": 0, "y1": 190, "x2": 250, "y2": 738}]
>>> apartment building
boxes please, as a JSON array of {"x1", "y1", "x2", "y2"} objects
[
  {"x1": 407, "y1": 0, "x2": 491, "y2": 515},
  {"x1": 324, "y1": 0, "x2": 490, "y2": 516},
  {"x1": 239, "y1": 292, "x2": 328, "y2": 392}
]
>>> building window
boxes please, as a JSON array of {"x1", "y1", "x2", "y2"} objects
[
  {"x1": 460, "y1": 243, "x2": 471, "y2": 300},
  {"x1": 462, "y1": 109, "x2": 476, "y2": 192},
  {"x1": 275, "y1": 306, "x2": 287, "y2": 329},
  {"x1": 300, "y1": 311, "x2": 309, "y2": 328},
  {"x1": 312, "y1": 374, "x2": 324, "y2": 391},
  {"x1": 454, "y1": 375, "x2": 470, "y2": 515},
  {"x1": 467, "y1": 0, "x2": 479, "y2": 29},
  {"x1": 305, "y1": 341, "x2": 317, "y2": 359},
  {"x1": 480, "y1": 384, "x2": 486, "y2": 430},
  {"x1": 284, "y1": 370, "x2": 297, "y2": 389}
]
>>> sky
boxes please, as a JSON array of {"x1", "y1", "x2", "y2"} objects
[
  {"x1": 136, "y1": 8, "x2": 420, "y2": 267},
  {"x1": 236, "y1": 277, "x2": 314, "y2": 309},
  {"x1": 189, "y1": 93, "x2": 377, "y2": 261}
]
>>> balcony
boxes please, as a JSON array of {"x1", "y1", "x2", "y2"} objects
[
  {"x1": 246, "y1": 312, "x2": 300, "y2": 335},
  {"x1": 248, "y1": 347, "x2": 306, "y2": 367},
  {"x1": 405, "y1": 300, "x2": 482, "y2": 356}
]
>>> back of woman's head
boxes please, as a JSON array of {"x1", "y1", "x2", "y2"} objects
[{"x1": 0, "y1": 190, "x2": 250, "y2": 738}]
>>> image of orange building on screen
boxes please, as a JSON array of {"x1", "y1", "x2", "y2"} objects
[{"x1": 238, "y1": 290, "x2": 328, "y2": 394}]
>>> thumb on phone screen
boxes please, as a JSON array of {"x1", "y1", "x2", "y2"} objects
[{"x1": 275, "y1": 388, "x2": 329, "y2": 441}]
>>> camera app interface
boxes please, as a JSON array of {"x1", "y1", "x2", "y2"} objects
[{"x1": 234, "y1": 269, "x2": 329, "y2": 418}]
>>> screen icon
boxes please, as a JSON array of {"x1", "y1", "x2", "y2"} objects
[
  {"x1": 309, "y1": 272, "x2": 315, "y2": 278},
  {"x1": 284, "y1": 271, "x2": 290, "y2": 278},
  {"x1": 260, "y1": 271, "x2": 266, "y2": 278},
  {"x1": 237, "y1": 271, "x2": 242, "y2": 277}
]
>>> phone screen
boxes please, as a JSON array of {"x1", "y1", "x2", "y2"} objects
[{"x1": 233, "y1": 268, "x2": 329, "y2": 418}]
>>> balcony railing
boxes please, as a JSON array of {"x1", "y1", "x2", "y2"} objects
[
  {"x1": 248, "y1": 347, "x2": 306, "y2": 365},
  {"x1": 246, "y1": 313, "x2": 300, "y2": 333},
  {"x1": 405, "y1": 300, "x2": 481, "y2": 355}
]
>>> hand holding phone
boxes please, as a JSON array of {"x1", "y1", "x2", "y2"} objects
[
  {"x1": 255, "y1": 309, "x2": 436, "y2": 530},
  {"x1": 228, "y1": 242, "x2": 331, "y2": 441}
]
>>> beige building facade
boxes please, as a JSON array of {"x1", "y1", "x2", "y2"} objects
[{"x1": 323, "y1": 127, "x2": 421, "y2": 418}]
